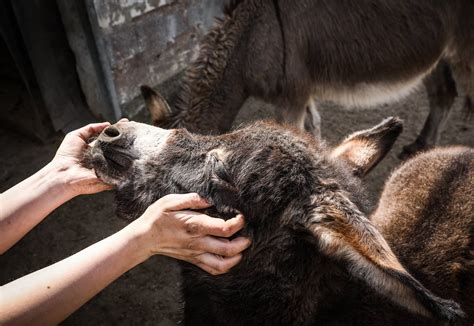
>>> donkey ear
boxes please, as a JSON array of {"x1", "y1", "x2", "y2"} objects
[
  {"x1": 331, "y1": 117, "x2": 403, "y2": 177},
  {"x1": 203, "y1": 149, "x2": 239, "y2": 213},
  {"x1": 305, "y1": 192, "x2": 463, "y2": 322},
  {"x1": 140, "y1": 85, "x2": 171, "y2": 125}
]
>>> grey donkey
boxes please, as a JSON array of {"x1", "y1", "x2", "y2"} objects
[
  {"x1": 84, "y1": 117, "x2": 472, "y2": 324},
  {"x1": 141, "y1": 0, "x2": 474, "y2": 159}
]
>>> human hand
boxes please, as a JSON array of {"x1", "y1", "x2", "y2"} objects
[
  {"x1": 52, "y1": 122, "x2": 114, "y2": 196},
  {"x1": 131, "y1": 193, "x2": 251, "y2": 275}
]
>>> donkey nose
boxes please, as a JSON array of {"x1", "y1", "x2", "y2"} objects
[{"x1": 103, "y1": 126, "x2": 121, "y2": 139}]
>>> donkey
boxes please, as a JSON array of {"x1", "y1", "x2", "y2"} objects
[
  {"x1": 370, "y1": 146, "x2": 474, "y2": 325},
  {"x1": 140, "y1": 0, "x2": 474, "y2": 159},
  {"x1": 84, "y1": 117, "x2": 472, "y2": 325}
]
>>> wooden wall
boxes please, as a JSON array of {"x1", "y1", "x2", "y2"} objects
[{"x1": 84, "y1": 0, "x2": 223, "y2": 119}]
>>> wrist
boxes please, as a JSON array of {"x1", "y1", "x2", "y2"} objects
[
  {"x1": 41, "y1": 161, "x2": 78, "y2": 201},
  {"x1": 119, "y1": 218, "x2": 157, "y2": 264}
]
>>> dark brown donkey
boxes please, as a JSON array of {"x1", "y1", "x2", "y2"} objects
[
  {"x1": 141, "y1": 0, "x2": 474, "y2": 158},
  {"x1": 84, "y1": 118, "x2": 472, "y2": 325}
]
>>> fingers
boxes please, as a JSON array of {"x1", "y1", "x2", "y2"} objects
[
  {"x1": 195, "y1": 253, "x2": 243, "y2": 275},
  {"x1": 72, "y1": 119, "x2": 128, "y2": 141},
  {"x1": 89, "y1": 182, "x2": 114, "y2": 193},
  {"x1": 195, "y1": 236, "x2": 251, "y2": 257},
  {"x1": 162, "y1": 237, "x2": 248, "y2": 275},
  {"x1": 70, "y1": 122, "x2": 111, "y2": 141},
  {"x1": 165, "y1": 253, "x2": 242, "y2": 275},
  {"x1": 67, "y1": 119, "x2": 129, "y2": 150},
  {"x1": 156, "y1": 193, "x2": 212, "y2": 211},
  {"x1": 177, "y1": 212, "x2": 245, "y2": 237},
  {"x1": 146, "y1": 193, "x2": 250, "y2": 276}
]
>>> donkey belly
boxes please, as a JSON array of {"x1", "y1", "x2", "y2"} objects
[
  {"x1": 287, "y1": 0, "x2": 453, "y2": 108},
  {"x1": 313, "y1": 66, "x2": 435, "y2": 108}
]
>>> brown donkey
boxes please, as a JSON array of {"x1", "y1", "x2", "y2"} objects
[
  {"x1": 141, "y1": 0, "x2": 474, "y2": 158},
  {"x1": 84, "y1": 118, "x2": 472, "y2": 324},
  {"x1": 371, "y1": 146, "x2": 474, "y2": 325}
]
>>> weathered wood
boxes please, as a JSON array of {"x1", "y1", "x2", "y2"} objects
[
  {"x1": 11, "y1": 0, "x2": 95, "y2": 132},
  {"x1": 0, "y1": 0, "x2": 47, "y2": 142},
  {"x1": 57, "y1": 0, "x2": 115, "y2": 122},
  {"x1": 85, "y1": 0, "x2": 223, "y2": 118}
]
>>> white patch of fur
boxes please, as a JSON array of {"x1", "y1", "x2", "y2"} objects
[
  {"x1": 129, "y1": 122, "x2": 172, "y2": 160},
  {"x1": 313, "y1": 70, "x2": 433, "y2": 108},
  {"x1": 331, "y1": 141, "x2": 377, "y2": 167},
  {"x1": 209, "y1": 148, "x2": 229, "y2": 160}
]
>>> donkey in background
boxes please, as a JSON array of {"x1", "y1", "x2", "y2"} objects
[{"x1": 141, "y1": 0, "x2": 474, "y2": 158}]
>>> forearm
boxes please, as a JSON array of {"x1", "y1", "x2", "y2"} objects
[
  {"x1": 0, "y1": 224, "x2": 148, "y2": 325},
  {"x1": 0, "y1": 162, "x2": 75, "y2": 254}
]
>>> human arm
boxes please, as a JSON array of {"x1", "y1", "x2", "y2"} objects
[
  {"x1": 0, "y1": 123, "x2": 112, "y2": 254},
  {"x1": 0, "y1": 193, "x2": 250, "y2": 325}
]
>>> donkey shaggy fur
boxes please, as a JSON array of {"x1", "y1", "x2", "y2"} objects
[{"x1": 84, "y1": 118, "x2": 472, "y2": 325}]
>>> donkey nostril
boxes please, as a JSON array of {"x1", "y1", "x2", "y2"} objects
[{"x1": 104, "y1": 126, "x2": 120, "y2": 138}]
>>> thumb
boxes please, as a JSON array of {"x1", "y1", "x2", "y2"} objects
[{"x1": 156, "y1": 193, "x2": 211, "y2": 211}]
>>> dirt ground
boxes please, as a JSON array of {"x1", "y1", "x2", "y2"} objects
[{"x1": 0, "y1": 86, "x2": 473, "y2": 325}]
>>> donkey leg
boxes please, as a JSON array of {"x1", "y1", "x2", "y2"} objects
[
  {"x1": 399, "y1": 61, "x2": 457, "y2": 160},
  {"x1": 450, "y1": 51, "x2": 474, "y2": 124},
  {"x1": 275, "y1": 96, "x2": 322, "y2": 139},
  {"x1": 275, "y1": 100, "x2": 307, "y2": 130},
  {"x1": 304, "y1": 98, "x2": 322, "y2": 140}
]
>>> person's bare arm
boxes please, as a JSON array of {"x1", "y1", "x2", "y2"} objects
[
  {"x1": 0, "y1": 123, "x2": 112, "y2": 254},
  {"x1": 0, "y1": 193, "x2": 250, "y2": 325}
]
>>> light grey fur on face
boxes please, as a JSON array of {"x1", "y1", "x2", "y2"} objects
[
  {"x1": 127, "y1": 122, "x2": 172, "y2": 160},
  {"x1": 87, "y1": 122, "x2": 172, "y2": 186}
]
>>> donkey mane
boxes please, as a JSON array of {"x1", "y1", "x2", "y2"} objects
[
  {"x1": 171, "y1": 16, "x2": 233, "y2": 125},
  {"x1": 170, "y1": 1, "x2": 262, "y2": 128}
]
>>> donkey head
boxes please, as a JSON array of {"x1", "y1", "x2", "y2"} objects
[
  {"x1": 140, "y1": 70, "x2": 245, "y2": 134},
  {"x1": 83, "y1": 117, "x2": 463, "y2": 322}
]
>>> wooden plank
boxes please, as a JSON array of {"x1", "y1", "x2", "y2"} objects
[
  {"x1": 0, "y1": 0, "x2": 48, "y2": 142},
  {"x1": 85, "y1": 0, "x2": 223, "y2": 117},
  {"x1": 11, "y1": 0, "x2": 95, "y2": 132},
  {"x1": 57, "y1": 0, "x2": 116, "y2": 122}
]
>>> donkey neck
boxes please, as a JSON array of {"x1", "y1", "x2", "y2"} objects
[{"x1": 171, "y1": 1, "x2": 263, "y2": 134}]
